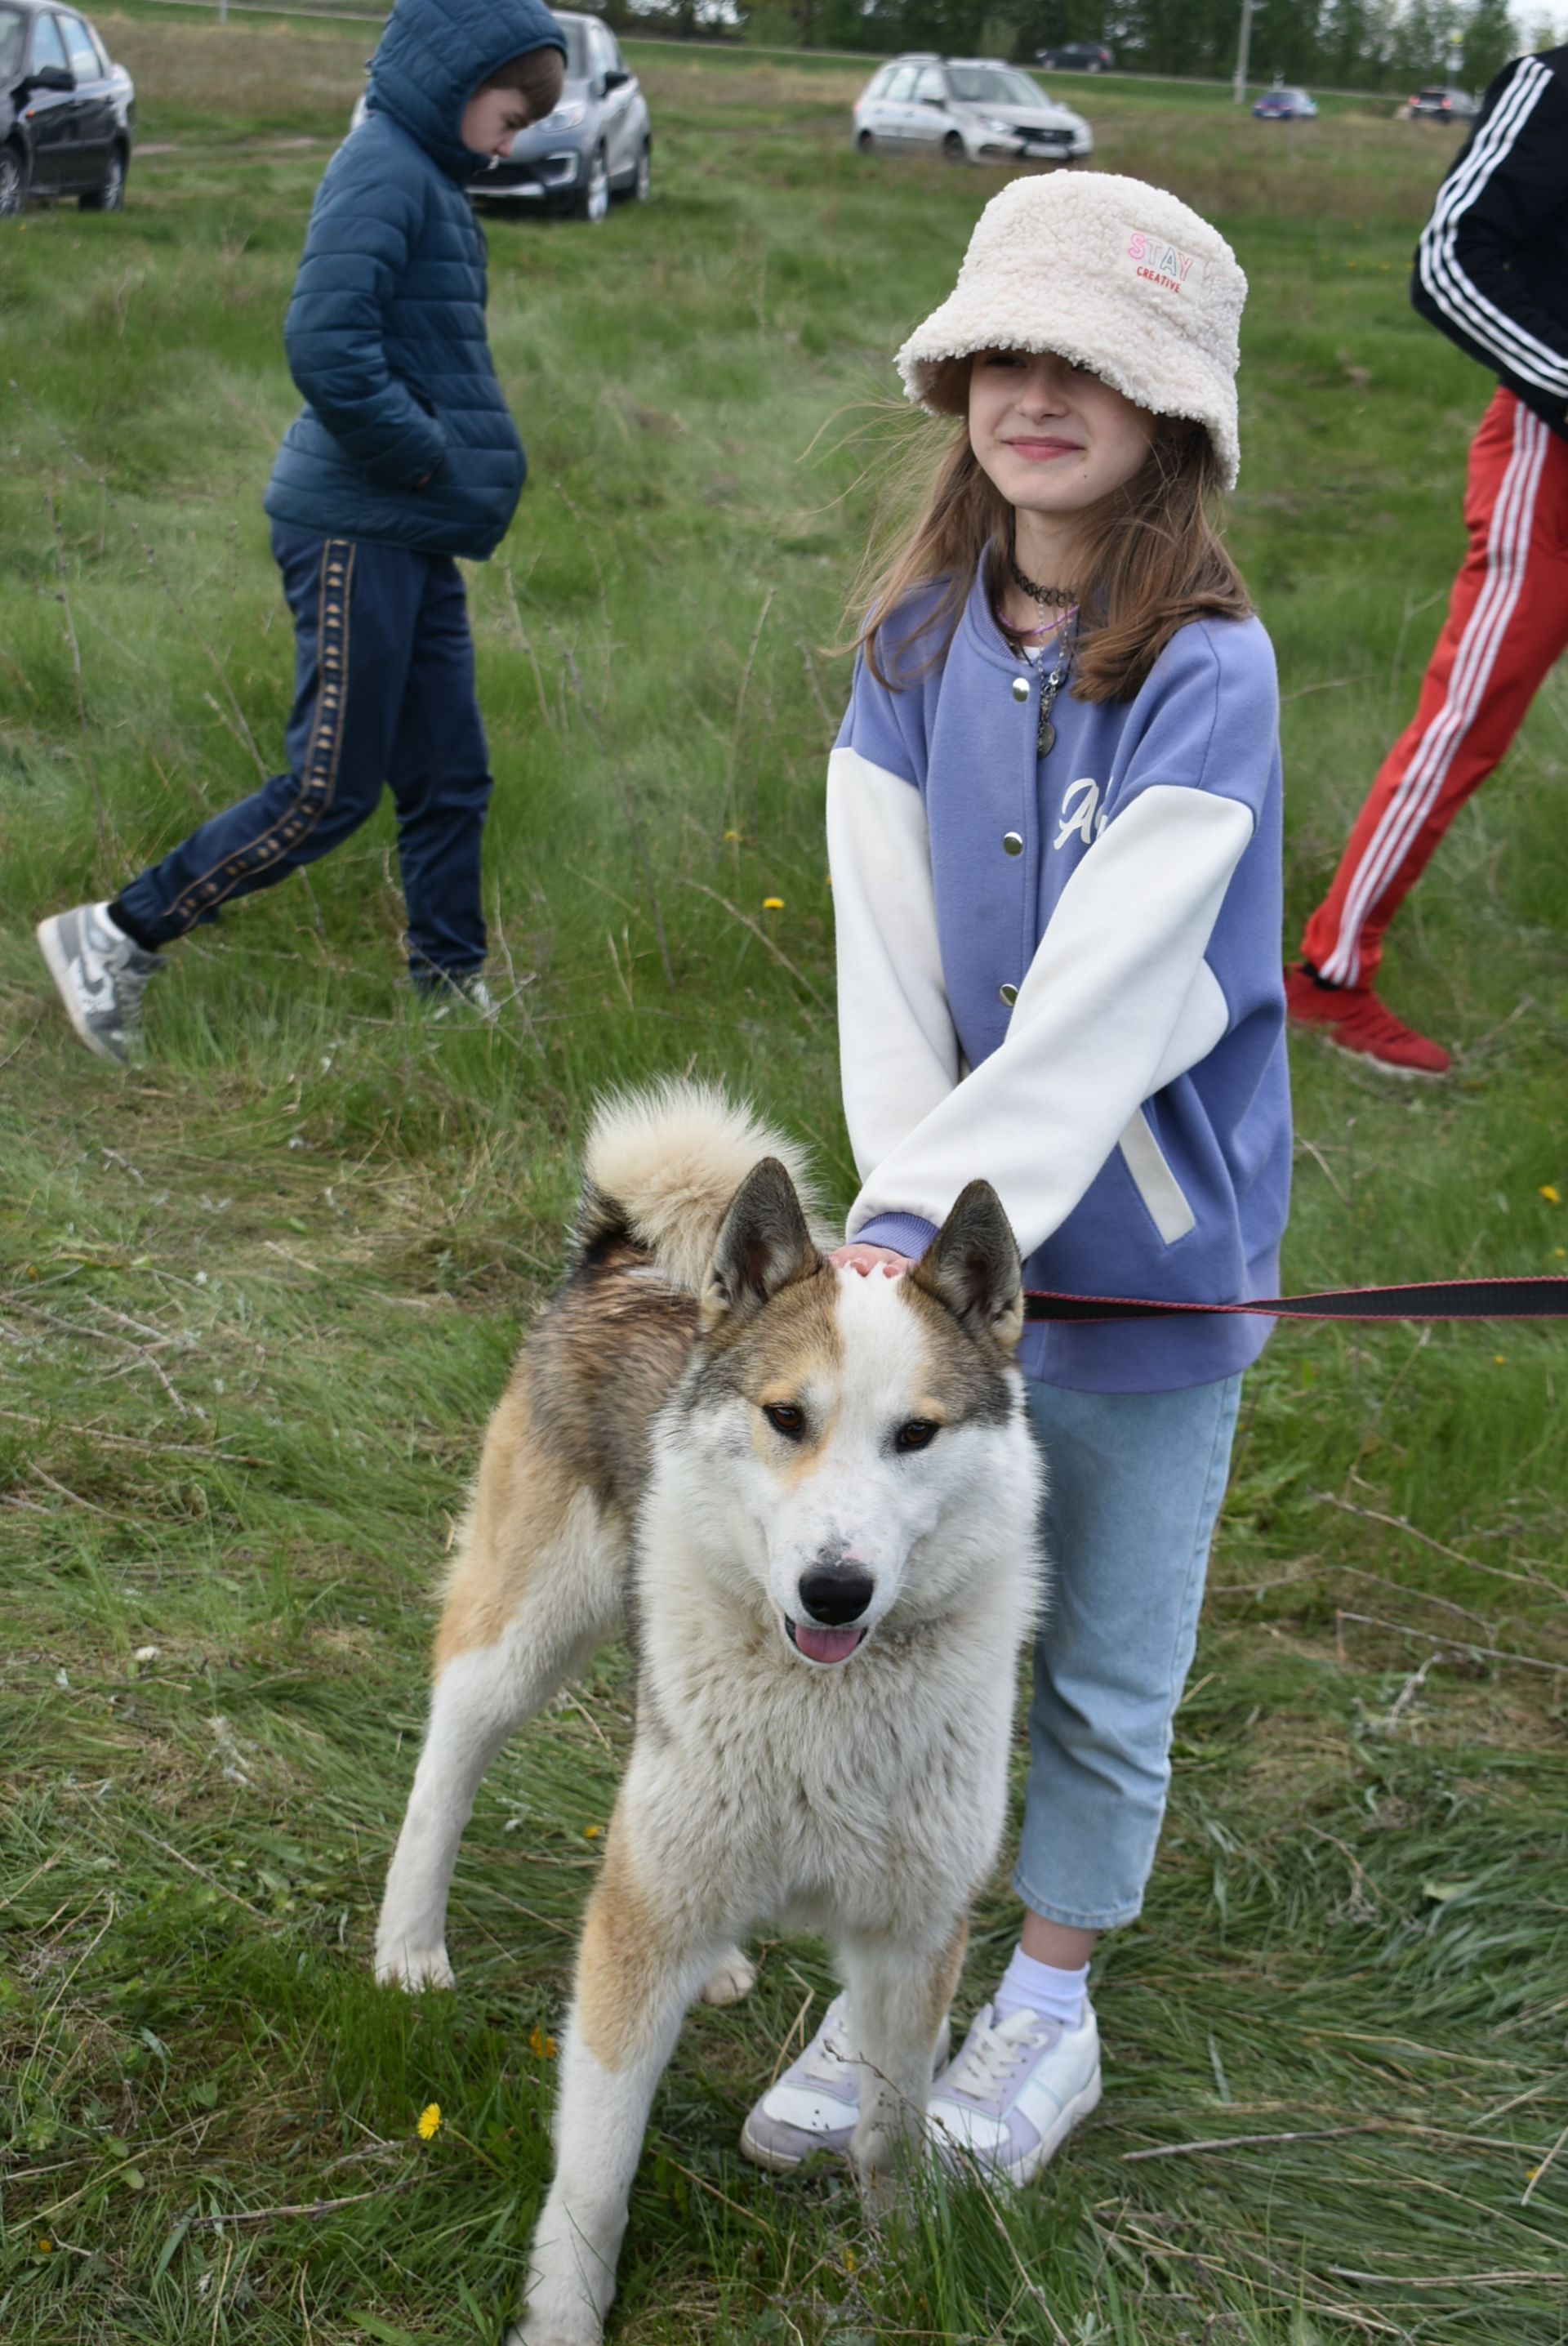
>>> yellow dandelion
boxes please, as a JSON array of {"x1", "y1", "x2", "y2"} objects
[
  {"x1": 528, "y1": 2023, "x2": 558, "y2": 2060},
  {"x1": 723, "y1": 828, "x2": 740, "y2": 843},
  {"x1": 583, "y1": 1824, "x2": 603, "y2": 1839},
  {"x1": 762, "y1": 896, "x2": 785, "y2": 912},
  {"x1": 844, "y1": 2246, "x2": 858, "y2": 2274},
  {"x1": 1540, "y1": 1184, "x2": 1561, "y2": 1205},
  {"x1": 1493, "y1": 1354, "x2": 1508, "y2": 1367},
  {"x1": 1556, "y1": 1247, "x2": 1566, "y2": 1260},
  {"x1": 37, "y1": 2237, "x2": 54, "y2": 2256},
  {"x1": 416, "y1": 2103, "x2": 442, "y2": 2141}
]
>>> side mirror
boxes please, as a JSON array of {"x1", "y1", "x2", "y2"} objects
[
  {"x1": 602, "y1": 66, "x2": 629, "y2": 91},
  {"x1": 25, "y1": 63, "x2": 75, "y2": 93},
  {"x1": 922, "y1": 93, "x2": 947, "y2": 107}
]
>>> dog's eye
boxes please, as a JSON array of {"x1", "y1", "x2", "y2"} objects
[
  {"x1": 894, "y1": 1419, "x2": 939, "y2": 1453},
  {"x1": 763, "y1": 1403, "x2": 805, "y2": 1439}
]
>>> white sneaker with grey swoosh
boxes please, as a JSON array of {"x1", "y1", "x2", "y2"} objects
[{"x1": 36, "y1": 901, "x2": 163, "y2": 1064}]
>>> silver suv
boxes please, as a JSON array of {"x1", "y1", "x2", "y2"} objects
[{"x1": 853, "y1": 55, "x2": 1092, "y2": 167}]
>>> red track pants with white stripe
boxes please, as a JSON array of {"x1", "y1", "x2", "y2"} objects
[{"x1": 1303, "y1": 386, "x2": 1568, "y2": 989}]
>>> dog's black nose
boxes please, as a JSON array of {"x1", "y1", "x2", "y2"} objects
[{"x1": 797, "y1": 1565, "x2": 875, "y2": 1626}]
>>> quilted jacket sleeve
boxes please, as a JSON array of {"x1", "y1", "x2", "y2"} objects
[{"x1": 283, "y1": 155, "x2": 448, "y2": 490}]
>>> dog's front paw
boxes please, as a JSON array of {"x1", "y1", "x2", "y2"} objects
[
  {"x1": 506, "y1": 2287, "x2": 604, "y2": 2346},
  {"x1": 373, "y1": 1940, "x2": 456, "y2": 1992},
  {"x1": 700, "y1": 1945, "x2": 758, "y2": 2007}
]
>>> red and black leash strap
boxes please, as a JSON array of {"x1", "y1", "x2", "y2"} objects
[{"x1": 1023, "y1": 1277, "x2": 1568, "y2": 1325}]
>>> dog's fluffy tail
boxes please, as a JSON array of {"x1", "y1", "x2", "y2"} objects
[{"x1": 577, "y1": 1080, "x2": 817, "y2": 1295}]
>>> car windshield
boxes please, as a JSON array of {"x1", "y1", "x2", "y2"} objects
[
  {"x1": 0, "y1": 4, "x2": 25, "y2": 77},
  {"x1": 559, "y1": 18, "x2": 589, "y2": 79},
  {"x1": 948, "y1": 66, "x2": 1046, "y2": 109}
]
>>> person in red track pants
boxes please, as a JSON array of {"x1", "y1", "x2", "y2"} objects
[{"x1": 1289, "y1": 45, "x2": 1568, "y2": 1077}]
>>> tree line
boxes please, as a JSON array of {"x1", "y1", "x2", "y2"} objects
[{"x1": 612, "y1": 0, "x2": 1544, "y2": 92}]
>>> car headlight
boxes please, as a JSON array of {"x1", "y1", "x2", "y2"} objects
[
  {"x1": 538, "y1": 100, "x2": 587, "y2": 131},
  {"x1": 980, "y1": 116, "x2": 1017, "y2": 136}
]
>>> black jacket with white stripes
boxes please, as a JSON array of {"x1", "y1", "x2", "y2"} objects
[{"x1": 1412, "y1": 47, "x2": 1568, "y2": 436}]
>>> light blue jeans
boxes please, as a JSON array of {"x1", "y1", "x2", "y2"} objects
[{"x1": 1013, "y1": 1373, "x2": 1244, "y2": 1932}]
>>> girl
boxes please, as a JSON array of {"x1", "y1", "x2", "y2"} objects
[{"x1": 740, "y1": 173, "x2": 1290, "y2": 2184}]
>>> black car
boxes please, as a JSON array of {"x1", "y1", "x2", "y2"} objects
[
  {"x1": 1405, "y1": 85, "x2": 1479, "y2": 123},
  {"x1": 1, "y1": 0, "x2": 134, "y2": 215},
  {"x1": 1035, "y1": 41, "x2": 1114, "y2": 72}
]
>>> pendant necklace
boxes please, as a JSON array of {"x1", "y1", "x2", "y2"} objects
[
  {"x1": 1035, "y1": 635, "x2": 1073, "y2": 757},
  {"x1": 1008, "y1": 541, "x2": 1077, "y2": 756}
]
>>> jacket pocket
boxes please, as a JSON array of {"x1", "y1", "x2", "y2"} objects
[{"x1": 1117, "y1": 1108, "x2": 1196, "y2": 1245}]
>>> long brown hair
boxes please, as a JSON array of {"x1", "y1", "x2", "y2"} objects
[{"x1": 849, "y1": 356, "x2": 1251, "y2": 703}]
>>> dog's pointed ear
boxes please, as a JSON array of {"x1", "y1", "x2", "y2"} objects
[
  {"x1": 909, "y1": 1181, "x2": 1024, "y2": 1353},
  {"x1": 703, "y1": 1157, "x2": 824, "y2": 1330}
]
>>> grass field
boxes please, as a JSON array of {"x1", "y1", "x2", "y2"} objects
[{"x1": 3, "y1": 22, "x2": 1567, "y2": 2345}]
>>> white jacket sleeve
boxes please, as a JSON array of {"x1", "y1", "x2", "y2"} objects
[
  {"x1": 845, "y1": 783, "x2": 1253, "y2": 1260},
  {"x1": 827, "y1": 744, "x2": 961, "y2": 1182}
]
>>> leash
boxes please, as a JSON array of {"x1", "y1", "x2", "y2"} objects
[{"x1": 1023, "y1": 1276, "x2": 1568, "y2": 1325}]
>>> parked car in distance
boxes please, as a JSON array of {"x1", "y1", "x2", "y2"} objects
[
  {"x1": 1036, "y1": 42, "x2": 1113, "y2": 73},
  {"x1": 350, "y1": 11, "x2": 650, "y2": 222},
  {"x1": 1253, "y1": 85, "x2": 1317, "y2": 118},
  {"x1": 1404, "y1": 85, "x2": 1479, "y2": 122},
  {"x1": 1, "y1": 0, "x2": 134, "y2": 215},
  {"x1": 854, "y1": 55, "x2": 1092, "y2": 166}
]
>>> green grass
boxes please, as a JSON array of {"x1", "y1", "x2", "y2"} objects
[{"x1": 2, "y1": 22, "x2": 1566, "y2": 2345}]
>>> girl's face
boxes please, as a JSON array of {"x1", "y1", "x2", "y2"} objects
[{"x1": 968, "y1": 350, "x2": 1156, "y2": 533}]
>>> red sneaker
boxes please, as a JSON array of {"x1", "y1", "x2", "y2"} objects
[{"x1": 1285, "y1": 964, "x2": 1452, "y2": 1077}]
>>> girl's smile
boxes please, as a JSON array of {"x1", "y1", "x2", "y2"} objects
[{"x1": 1001, "y1": 434, "x2": 1086, "y2": 462}]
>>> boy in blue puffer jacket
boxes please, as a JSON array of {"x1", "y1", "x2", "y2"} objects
[{"x1": 36, "y1": 0, "x2": 566, "y2": 1062}]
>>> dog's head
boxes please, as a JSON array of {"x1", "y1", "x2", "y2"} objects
[{"x1": 665, "y1": 1159, "x2": 1039, "y2": 1665}]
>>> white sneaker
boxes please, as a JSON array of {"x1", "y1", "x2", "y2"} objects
[
  {"x1": 739, "y1": 1992, "x2": 952, "y2": 2173},
  {"x1": 417, "y1": 972, "x2": 501, "y2": 1024},
  {"x1": 36, "y1": 902, "x2": 163, "y2": 1064},
  {"x1": 925, "y1": 2000, "x2": 1102, "y2": 2185}
]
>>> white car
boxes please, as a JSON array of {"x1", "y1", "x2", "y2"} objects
[{"x1": 853, "y1": 54, "x2": 1092, "y2": 167}]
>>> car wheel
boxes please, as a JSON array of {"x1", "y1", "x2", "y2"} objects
[
  {"x1": 856, "y1": 127, "x2": 874, "y2": 151},
  {"x1": 572, "y1": 145, "x2": 610, "y2": 223},
  {"x1": 80, "y1": 145, "x2": 127, "y2": 212},
  {"x1": 942, "y1": 130, "x2": 965, "y2": 163},
  {"x1": 0, "y1": 142, "x2": 26, "y2": 216}
]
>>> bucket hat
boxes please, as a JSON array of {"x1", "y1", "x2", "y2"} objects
[{"x1": 897, "y1": 172, "x2": 1247, "y2": 488}]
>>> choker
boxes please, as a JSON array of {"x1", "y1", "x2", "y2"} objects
[{"x1": 1008, "y1": 552, "x2": 1076, "y2": 610}]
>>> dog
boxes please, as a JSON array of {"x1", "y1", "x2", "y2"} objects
[{"x1": 373, "y1": 1082, "x2": 1043, "y2": 2346}]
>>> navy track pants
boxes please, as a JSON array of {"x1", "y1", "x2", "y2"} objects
[{"x1": 114, "y1": 526, "x2": 493, "y2": 978}]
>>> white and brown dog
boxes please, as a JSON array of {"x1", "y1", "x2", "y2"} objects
[{"x1": 374, "y1": 1083, "x2": 1043, "y2": 2346}]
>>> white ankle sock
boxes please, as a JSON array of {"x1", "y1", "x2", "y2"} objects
[{"x1": 991, "y1": 1946, "x2": 1090, "y2": 2029}]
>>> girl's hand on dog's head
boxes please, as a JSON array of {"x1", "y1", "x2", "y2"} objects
[{"x1": 830, "y1": 1244, "x2": 915, "y2": 1277}]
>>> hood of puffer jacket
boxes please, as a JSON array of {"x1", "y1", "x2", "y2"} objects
[{"x1": 365, "y1": 0, "x2": 567, "y2": 182}]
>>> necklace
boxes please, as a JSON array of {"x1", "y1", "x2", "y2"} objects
[
  {"x1": 1034, "y1": 631, "x2": 1073, "y2": 756},
  {"x1": 1008, "y1": 551, "x2": 1076, "y2": 610}
]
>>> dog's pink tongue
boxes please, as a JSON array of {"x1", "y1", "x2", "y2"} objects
[{"x1": 794, "y1": 1623, "x2": 862, "y2": 1666}]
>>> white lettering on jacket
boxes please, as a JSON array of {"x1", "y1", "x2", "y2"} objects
[{"x1": 1054, "y1": 775, "x2": 1107, "y2": 852}]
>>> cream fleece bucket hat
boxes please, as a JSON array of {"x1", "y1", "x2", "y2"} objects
[{"x1": 897, "y1": 172, "x2": 1247, "y2": 489}]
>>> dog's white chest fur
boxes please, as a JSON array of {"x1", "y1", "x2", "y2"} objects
[{"x1": 630, "y1": 1556, "x2": 1034, "y2": 1942}]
